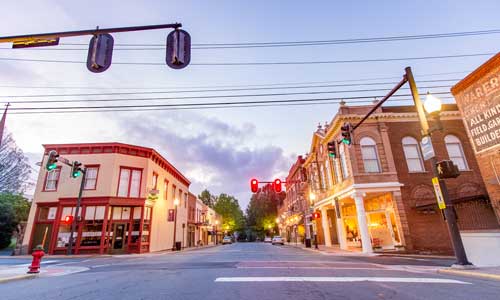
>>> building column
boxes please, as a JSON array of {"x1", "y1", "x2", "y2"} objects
[
  {"x1": 334, "y1": 199, "x2": 348, "y2": 250},
  {"x1": 320, "y1": 206, "x2": 332, "y2": 247},
  {"x1": 353, "y1": 193, "x2": 373, "y2": 253}
]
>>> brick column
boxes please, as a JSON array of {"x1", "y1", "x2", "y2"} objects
[
  {"x1": 391, "y1": 190, "x2": 413, "y2": 250},
  {"x1": 354, "y1": 193, "x2": 373, "y2": 253}
]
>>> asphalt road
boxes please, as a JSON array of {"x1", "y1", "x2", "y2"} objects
[{"x1": 1, "y1": 243, "x2": 499, "y2": 300}]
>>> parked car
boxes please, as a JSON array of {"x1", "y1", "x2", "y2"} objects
[
  {"x1": 272, "y1": 236, "x2": 284, "y2": 245},
  {"x1": 222, "y1": 236, "x2": 232, "y2": 245},
  {"x1": 264, "y1": 236, "x2": 272, "y2": 243}
]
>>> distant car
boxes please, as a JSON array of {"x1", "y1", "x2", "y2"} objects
[
  {"x1": 264, "y1": 236, "x2": 272, "y2": 243},
  {"x1": 222, "y1": 236, "x2": 232, "y2": 245},
  {"x1": 272, "y1": 236, "x2": 284, "y2": 245}
]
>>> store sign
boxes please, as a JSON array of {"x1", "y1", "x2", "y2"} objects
[
  {"x1": 431, "y1": 177, "x2": 446, "y2": 209},
  {"x1": 168, "y1": 209, "x2": 175, "y2": 222},
  {"x1": 453, "y1": 70, "x2": 500, "y2": 153}
]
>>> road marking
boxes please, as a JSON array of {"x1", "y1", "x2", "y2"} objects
[
  {"x1": 92, "y1": 264, "x2": 112, "y2": 268},
  {"x1": 237, "y1": 266, "x2": 393, "y2": 270},
  {"x1": 215, "y1": 277, "x2": 471, "y2": 284}
]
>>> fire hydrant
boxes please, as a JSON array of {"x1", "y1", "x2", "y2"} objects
[{"x1": 27, "y1": 245, "x2": 45, "y2": 274}]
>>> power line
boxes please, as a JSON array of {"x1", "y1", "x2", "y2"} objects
[
  {"x1": 7, "y1": 92, "x2": 453, "y2": 112},
  {"x1": 0, "y1": 52, "x2": 493, "y2": 66},
  {"x1": 0, "y1": 81, "x2": 456, "y2": 99},
  {"x1": 13, "y1": 28, "x2": 495, "y2": 49},
  {"x1": 0, "y1": 71, "x2": 469, "y2": 91}
]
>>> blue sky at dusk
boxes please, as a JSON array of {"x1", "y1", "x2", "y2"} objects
[{"x1": 1, "y1": 0, "x2": 499, "y2": 208}]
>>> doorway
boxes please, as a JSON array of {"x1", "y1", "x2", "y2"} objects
[{"x1": 111, "y1": 222, "x2": 128, "y2": 253}]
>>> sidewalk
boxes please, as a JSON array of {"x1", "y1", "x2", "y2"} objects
[
  {"x1": 438, "y1": 266, "x2": 500, "y2": 281},
  {"x1": 285, "y1": 242, "x2": 375, "y2": 256}
]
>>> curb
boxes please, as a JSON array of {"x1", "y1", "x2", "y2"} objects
[
  {"x1": 438, "y1": 268, "x2": 500, "y2": 281},
  {"x1": 0, "y1": 273, "x2": 36, "y2": 284},
  {"x1": 377, "y1": 253, "x2": 455, "y2": 260}
]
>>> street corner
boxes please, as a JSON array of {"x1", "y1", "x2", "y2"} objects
[
  {"x1": 0, "y1": 271, "x2": 37, "y2": 284},
  {"x1": 39, "y1": 265, "x2": 90, "y2": 277},
  {"x1": 437, "y1": 267, "x2": 500, "y2": 282}
]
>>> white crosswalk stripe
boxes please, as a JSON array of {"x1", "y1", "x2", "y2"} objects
[{"x1": 215, "y1": 276, "x2": 471, "y2": 284}]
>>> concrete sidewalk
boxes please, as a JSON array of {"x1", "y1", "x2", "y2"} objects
[
  {"x1": 438, "y1": 266, "x2": 500, "y2": 281},
  {"x1": 284, "y1": 242, "x2": 375, "y2": 256}
]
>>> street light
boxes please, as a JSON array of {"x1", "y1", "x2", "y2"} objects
[
  {"x1": 172, "y1": 198, "x2": 180, "y2": 251},
  {"x1": 424, "y1": 92, "x2": 442, "y2": 114}
]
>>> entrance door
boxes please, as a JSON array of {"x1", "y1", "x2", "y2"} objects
[
  {"x1": 367, "y1": 211, "x2": 394, "y2": 249},
  {"x1": 31, "y1": 224, "x2": 53, "y2": 253},
  {"x1": 111, "y1": 223, "x2": 128, "y2": 253}
]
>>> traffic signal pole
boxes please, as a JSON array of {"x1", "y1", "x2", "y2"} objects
[
  {"x1": 67, "y1": 167, "x2": 86, "y2": 256},
  {"x1": 405, "y1": 67, "x2": 471, "y2": 266}
]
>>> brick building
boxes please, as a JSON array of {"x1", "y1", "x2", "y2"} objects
[
  {"x1": 22, "y1": 142, "x2": 192, "y2": 255},
  {"x1": 304, "y1": 103, "x2": 499, "y2": 254}
]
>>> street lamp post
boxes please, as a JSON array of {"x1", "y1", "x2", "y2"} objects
[
  {"x1": 214, "y1": 220, "x2": 219, "y2": 245},
  {"x1": 307, "y1": 192, "x2": 316, "y2": 249},
  {"x1": 405, "y1": 67, "x2": 471, "y2": 266},
  {"x1": 172, "y1": 198, "x2": 180, "y2": 251}
]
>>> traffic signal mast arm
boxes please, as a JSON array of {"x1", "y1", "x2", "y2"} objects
[{"x1": 0, "y1": 23, "x2": 182, "y2": 45}]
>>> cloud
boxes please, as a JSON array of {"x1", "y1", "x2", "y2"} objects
[{"x1": 117, "y1": 112, "x2": 292, "y2": 209}]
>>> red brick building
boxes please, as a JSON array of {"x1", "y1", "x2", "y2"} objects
[{"x1": 304, "y1": 103, "x2": 499, "y2": 254}]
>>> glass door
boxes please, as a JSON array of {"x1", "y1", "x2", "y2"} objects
[
  {"x1": 111, "y1": 223, "x2": 128, "y2": 253},
  {"x1": 367, "y1": 211, "x2": 394, "y2": 249}
]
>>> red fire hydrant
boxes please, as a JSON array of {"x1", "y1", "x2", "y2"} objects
[{"x1": 27, "y1": 245, "x2": 45, "y2": 274}]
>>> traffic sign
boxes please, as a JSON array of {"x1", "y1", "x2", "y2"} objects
[
  {"x1": 87, "y1": 33, "x2": 114, "y2": 73},
  {"x1": 166, "y1": 29, "x2": 191, "y2": 69},
  {"x1": 12, "y1": 38, "x2": 59, "y2": 48},
  {"x1": 420, "y1": 135, "x2": 435, "y2": 160},
  {"x1": 431, "y1": 177, "x2": 446, "y2": 209}
]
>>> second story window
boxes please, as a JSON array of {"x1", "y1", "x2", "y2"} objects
[
  {"x1": 402, "y1": 137, "x2": 425, "y2": 172},
  {"x1": 152, "y1": 172, "x2": 158, "y2": 190},
  {"x1": 83, "y1": 166, "x2": 99, "y2": 190},
  {"x1": 164, "y1": 180, "x2": 169, "y2": 200},
  {"x1": 117, "y1": 167, "x2": 142, "y2": 198},
  {"x1": 44, "y1": 167, "x2": 61, "y2": 191},
  {"x1": 445, "y1": 135, "x2": 469, "y2": 171},
  {"x1": 360, "y1": 137, "x2": 381, "y2": 173}
]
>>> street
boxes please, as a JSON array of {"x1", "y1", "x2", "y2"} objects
[{"x1": 1, "y1": 243, "x2": 499, "y2": 300}]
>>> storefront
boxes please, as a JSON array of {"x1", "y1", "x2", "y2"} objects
[
  {"x1": 29, "y1": 198, "x2": 153, "y2": 254},
  {"x1": 340, "y1": 193, "x2": 402, "y2": 251}
]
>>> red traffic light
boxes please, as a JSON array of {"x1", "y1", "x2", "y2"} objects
[
  {"x1": 250, "y1": 178, "x2": 259, "y2": 193},
  {"x1": 273, "y1": 178, "x2": 282, "y2": 193},
  {"x1": 312, "y1": 211, "x2": 321, "y2": 219},
  {"x1": 63, "y1": 215, "x2": 74, "y2": 224}
]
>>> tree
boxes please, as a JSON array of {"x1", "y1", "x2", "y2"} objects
[
  {"x1": 213, "y1": 193, "x2": 245, "y2": 232},
  {"x1": 246, "y1": 184, "x2": 285, "y2": 237},
  {"x1": 0, "y1": 193, "x2": 31, "y2": 249},
  {"x1": 0, "y1": 133, "x2": 32, "y2": 193},
  {"x1": 198, "y1": 189, "x2": 217, "y2": 208}
]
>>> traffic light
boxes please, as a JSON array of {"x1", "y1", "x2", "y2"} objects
[
  {"x1": 436, "y1": 160, "x2": 460, "y2": 179},
  {"x1": 340, "y1": 122, "x2": 353, "y2": 145},
  {"x1": 87, "y1": 33, "x2": 114, "y2": 73},
  {"x1": 63, "y1": 215, "x2": 74, "y2": 225},
  {"x1": 166, "y1": 29, "x2": 191, "y2": 69},
  {"x1": 273, "y1": 179, "x2": 282, "y2": 193},
  {"x1": 327, "y1": 141, "x2": 337, "y2": 158},
  {"x1": 312, "y1": 211, "x2": 321, "y2": 220},
  {"x1": 46, "y1": 150, "x2": 59, "y2": 171},
  {"x1": 250, "y1": 178, "x2": 259, "y2": 193},
  {"x1": 71, "y1": 161, "x2": 83, "y2": 178}
]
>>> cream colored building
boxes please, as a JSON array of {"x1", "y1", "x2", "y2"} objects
[{"x1": 22, "y1": 142, "x2": 191, "y2": 254}]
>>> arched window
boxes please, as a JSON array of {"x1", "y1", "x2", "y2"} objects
[
  {"x1": 445, "y1": 135, "x2": 469, "y2": 171},
  {"x1": 360, "y1": 137, "x2": 381, "y2": 173},
  {"x1": 402, "y1": 136, "x2": 425, "y2": 172}
]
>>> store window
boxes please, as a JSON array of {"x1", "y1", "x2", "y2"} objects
[
  {"x1": 445, "y1": 135, "x2": 469, "y2": 171},
  {"x1": 117, "y1": 167, "x2": 142, "y2": 197},
  {"x1": 80, "y1": 206, "x2": 105, "y2": 247},
  {"x1": 57, "y1": 207, "x2": 77, "y2": 248},
  {"x1": 112, "y1": 207, "x2": 132, "y2": 220},
  {"x1": 131, "y1": 207, "x2": 142, "y2": 243},
  {"x1": 84, "y1": 166, "x2": 99, "y2": 190},
  {"x1": 360, "y1": 137, "x2": 381, "y2": 173},
  {"x1": 38, "y1": 207, "x2": 57, "y2": 221},
  {"x1": 44, "y1": 167, "x2": 61, "y2": 191},
  {"x1": 402, "y1": 137, "x2": 425, "y2": 172},
  {"x1": 142, "y1": 207, "x2": 152, "y2": 243}
]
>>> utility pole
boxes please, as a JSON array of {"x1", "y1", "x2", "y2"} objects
[{"x1": 67, "y1": 167, "x2": 86, "y2": 255}]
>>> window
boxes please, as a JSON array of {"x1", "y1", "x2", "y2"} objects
[
  {"x1": 80, "y1": 206, "x2": 105, "y2": 247},
  {"x1": 117, "y1": 167, "x2": 142, "y2": 197},
  {"x1": 152, "y1": 172, "x2": 158, "y2": 189},
  {"x1": 339, "y1": 144, "x2": 349, "y2": 179},
  {"x1": 325, "y1": 159, "x2": 334, "y2": 187},
  {"x1": 178, "y1": 189, "x2": 183, "y2": 206},
  {"x1": 44, "y1": 167, "x2": 61, "y2": 191},
  {"x1": 172, "y1": 185, "x2": 177, "y2": 202},
  {"x1": 402, "y1": 137, "x2": 425, "y2": 172},
  {"x1": 38, "y1": 207, "x2": 57, "y2": 221},
  {"x1": 164, "y1": 180, "x2": 169, "y2": 200},
  {"x1": 57, "y1": 206, "x2": 77, "y2": 248},
  {"x1": 84, "y1": 166, "x2": 99, "y2": 190},
  {"x1": 445, "y1": 135, "x2": 469, "y2": 171},
  {"x1": 142, "y1": 207, "x2": 152, "y2": 243},
  {"x1": 360, "y1": 137, "x2": 381, "y2": 173}
]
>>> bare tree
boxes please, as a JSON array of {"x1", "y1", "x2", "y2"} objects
[{"x1": 0, "y1": 133, "x2": 32, "y2": 193}]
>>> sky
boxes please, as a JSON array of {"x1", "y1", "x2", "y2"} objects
[{"x1": 1, "y1": 0, "x2": 500, "y2": 209}]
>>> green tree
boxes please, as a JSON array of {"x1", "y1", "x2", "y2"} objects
[
  {"x1": 0, "y1": 133, "x2": 33, "y2": 193},
  {"x1": 213, "y1": 193, "x2": 245, "y2": 232},
  {"x1": 246, "y1": 184, "x2": 285, "y2": 237},
  {"x1": 198, "y1": 189, "x2": 217, "y2": 208},
  {"x1": 0, "y1": 193, "x2": 31, "y2": 249}
]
